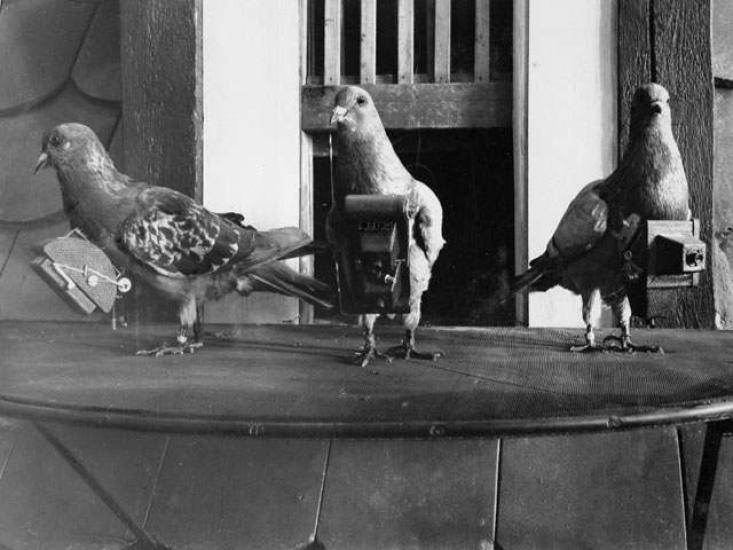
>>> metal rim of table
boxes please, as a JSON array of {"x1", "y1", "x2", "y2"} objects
[{"x1": 0, "y1": 392, "x2": 732, "y2": 438}]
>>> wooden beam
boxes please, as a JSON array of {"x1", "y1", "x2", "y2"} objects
[
  {"x1": 360, "y1": 0, "x2": 377, "y2": 84},
  {"x1": 301, "y1": 82, "x2": 512, "y2": 130},
  {"x1": 324, "y1": 0, "x2": 342, "y2": 86},
  {"x1": 617, "y1": 0, "x2": 652, "y2": 157},
  {"x1": 474, "y1": 0, "x2": 491, "y2": 83},
  {"x1": 652, "y1": 0, "x2": 714, "y2": 328},
  {"x1": 434, "y1": 0, "x2": 451, "y2": 82},
  {"x1": 120, "y1": 0, "x2": 202, "y2": 322},
  {"x1": 120, "y1": 0, "x2": 203, "y2": 200},
  {"x1": 618, "y1": 0, "x2": 715, "y2": 328},
  {"x1": 398, "y1": 0, "x2": 415, "y2": 84}
]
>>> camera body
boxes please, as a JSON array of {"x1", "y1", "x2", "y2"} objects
[
  {"x1": 626, "y1": 219, "x2": 706, "y2": 321},
  {"x1": 336, "y1": 194, "x2": 412, "y2": 314}
]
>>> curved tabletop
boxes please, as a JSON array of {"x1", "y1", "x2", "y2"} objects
[{"x1": 1, "y1": 321, "x2": 733, "y2": 437}]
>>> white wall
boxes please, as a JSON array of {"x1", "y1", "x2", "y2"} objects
[
  {"x1": 526, "y1": 0, "x2": 618, "y2": 327},
  {"x1": 202, "y1": 0, "x2": 302, "y2": 323}
]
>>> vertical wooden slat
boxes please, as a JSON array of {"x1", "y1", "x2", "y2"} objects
[
  {"x1": 324, "y1": 0, "x2": 342, "y2": 85},
  {"x1": 513, "y1": 0, "x2": 528, "y2": 325},
  {"x1": 434, "y1": 0, "x2": 451, "y2": 82},
  {"x1": 398, "y1": 0, "x2": 415, "y2": 84},
  {"x1": 426, "y1": 0, "x2": 435, "y2": 81},
  {"x1": 300, "y1": 0, "x2": 314, "y2": 324},
  {"x1": 299, "y1": 132, "x2": 315, "y2": 324},
  {"x1": 300, "y1": 0, "x2": 309, "y2": 84},
  {"x1": 360, "y1": 0, "x2": 377, "y2": 84},
  {"x1": 474, "y1": 0, "x2": 491, "y2": 82}
]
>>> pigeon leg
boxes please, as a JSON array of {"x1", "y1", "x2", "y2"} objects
[
  {"x1": 386, "y1": 300, "x2": 442, "y2": 361},
  {"x1": 136, "y1": 299, "x2": 203, "y2": 357},
  {"x1": 570, "y1": 289, "x2": 604, "y2": 352},
  {"x1": 570, "y1": 324, "x2": 602, "y2": 353},
  {"x1": 603, "y1": 295, "x2": 663, "y2": 353},
  {"x1": 354, "y1": 314, "x2": 390, "y2": 368}
]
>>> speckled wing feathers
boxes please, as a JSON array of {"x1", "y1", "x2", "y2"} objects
[{"x1": 118, "y1": 188, "x2": 246, "y2": 277}]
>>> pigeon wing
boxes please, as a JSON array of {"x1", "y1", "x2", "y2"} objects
[
  {"x1": 118, "y1": 187, "x2": 248, "y2": 277},
  {"x1": 542, "y1": 179, "x2": 609, "y2": 263}
]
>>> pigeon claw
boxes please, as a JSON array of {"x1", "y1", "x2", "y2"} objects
[
  {"x1": 136, "y1": 341, "x2": 203, "y2": 357},
  {"x1": 569, "y1": 344, "x2": 606, "y2": 353},
  {"x1": 353, "y1": 344, "x2": 391, "y2": 368},
  {"x1": 385, "y1": 343, "x2": 443, "y2": 361},
  {"x1": 602, "y1": 335, "x2": 664, "y2": 354}
]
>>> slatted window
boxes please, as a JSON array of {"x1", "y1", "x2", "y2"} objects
[
  {"x1": 301, "y1": 0, "x2": 513, "y2": 130},
  {"x1": 299, "y1": 0, "x2": 516, "y2": 326}
]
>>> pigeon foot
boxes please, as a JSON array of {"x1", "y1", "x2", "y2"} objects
[
  {"x1": 569, "y1": 344, "x2": 606, "y2": 353},
  {"x1": 353, "y1": 344, "x2": 392, "y2": 368},
  {"x1": 602, "y1": 335, "x2": 663, "y2": 354},
  {"x1": 386, "y1": 343, "x2": 443, "y2": 361},
  {"x1": 136, "y1": 341, "x2": 203, "y2": 357}
]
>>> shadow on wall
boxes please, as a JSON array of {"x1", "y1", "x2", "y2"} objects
[{"x1": 0, "y1": 0, "x2": 122, "y2": 321}]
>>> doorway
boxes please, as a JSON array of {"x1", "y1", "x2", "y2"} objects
[{"x1": 301, "y1": 0, "x2": 514, "y2": 326}]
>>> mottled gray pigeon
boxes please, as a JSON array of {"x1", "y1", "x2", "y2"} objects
[{"x1": 36, "y1": 123, "x2": 332, "y2": 356}]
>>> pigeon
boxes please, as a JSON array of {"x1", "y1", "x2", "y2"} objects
[
  {"x1": 35, "y1": 123, "x2": 332, "y2": 356},
  {"x1": 328, "y1": 86, "x2": 445, "y2": 367},
  {"x1": 511, "y1": 83, "x2": 690, "y2": 352}
]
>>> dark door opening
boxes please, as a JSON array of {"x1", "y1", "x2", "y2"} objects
[{"x1": 313, "y1": 128, "x2": 514, "y2": 326}]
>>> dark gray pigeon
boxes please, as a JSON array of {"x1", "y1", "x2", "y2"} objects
[{"x1": 511, "y1": 83, "x2": 690, "y2": 352}]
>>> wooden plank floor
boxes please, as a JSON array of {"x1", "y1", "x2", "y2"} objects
[{"x1": 0, "y1": 422, "x2": 697, "y2": 550}]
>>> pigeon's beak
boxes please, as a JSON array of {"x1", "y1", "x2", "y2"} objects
[
  {"x1": 34, "y1": 152, "x2": 50, "y2": 174},
  {"x1": 330, "y1": 106, "x2": 348, "y2": 125},
  {"x1": 650, "y1": 101, "x2": 664, "y2": 115}
]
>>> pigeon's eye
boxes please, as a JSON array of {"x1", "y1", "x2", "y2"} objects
[
  {"x1": 49, "y1": 134, "x2": 63, "y2": 147},
  {"x1": 356, "y1": 96, "x2": 367, "y2": 106}
]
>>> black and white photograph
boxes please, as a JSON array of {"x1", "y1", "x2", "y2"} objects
[{"x1": 0, "y1": 0, "x2": 731, "y2": 548}]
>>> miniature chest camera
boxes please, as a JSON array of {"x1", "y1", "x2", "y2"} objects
[
  {"x1": 625, "y1": 219, "x2": 706, "y2": 320},
  {"x1": 337, "y1": 194, "x2": 411, "y2": 314},
  {"x1": 32, "y1": 229, "x2": 131, "y2": 315}
]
